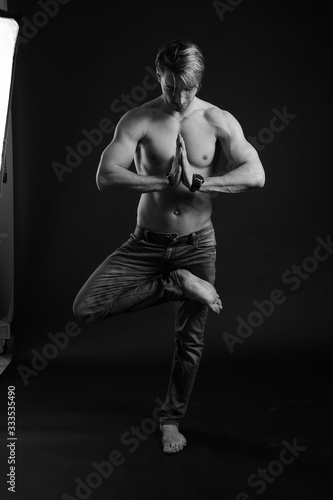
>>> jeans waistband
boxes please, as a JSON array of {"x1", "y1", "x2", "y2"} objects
[{"x1": 134, "y1": 223, "x2": 214, "y2": 245}]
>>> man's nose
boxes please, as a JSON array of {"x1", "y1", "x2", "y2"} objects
[{"x1": 174, "y1": 91, "x2": 185, "y2": 104}]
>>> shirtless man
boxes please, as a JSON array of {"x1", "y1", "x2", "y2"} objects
[{"x1": 73, "y1": 39, "x2": 265, "y2": 454}]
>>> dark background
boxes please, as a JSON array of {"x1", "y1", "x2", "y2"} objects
[
  {"x1": 0, "y1": 1, "x2": 332, "y2": 499},
  {"x1": 6, "y1": 0, "x2": 333, "y2": 365}
]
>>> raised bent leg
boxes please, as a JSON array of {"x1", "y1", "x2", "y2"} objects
[{"x1": 73, "y1": 237, "x2": 183, "y2": 324}]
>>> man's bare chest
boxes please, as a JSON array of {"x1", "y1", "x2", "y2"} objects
[{"x1": 135, "y1": 114, "x2": 217, "y2": 173}]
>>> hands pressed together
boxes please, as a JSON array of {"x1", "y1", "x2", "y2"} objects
[{"x1": 168, "y1": 134, "x2": 193, "y2": 190}]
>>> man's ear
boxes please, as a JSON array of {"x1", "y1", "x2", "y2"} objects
[{"x1": 156, "y1": 67, "x2": 161, "y2": 82}]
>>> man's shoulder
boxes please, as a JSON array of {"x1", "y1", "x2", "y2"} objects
[
  {"x1": 199, "y1": 102, "x2": 239, "y2": 137},
  {"x1": 200, "y1": 101, "x2": 233, "y2": 125},
  {"x1": 116, "y1": 100, "x2": 160, "y2": 139},
  {"x1": 120, "y1": 98, "x2": 161, "y2": 124}
]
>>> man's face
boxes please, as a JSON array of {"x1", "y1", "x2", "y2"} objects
[{"x1": 158, "y1": 69, "x2": 198, "y2": 113}]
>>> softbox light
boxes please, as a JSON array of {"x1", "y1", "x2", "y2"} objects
[{"x1": 0, "y1": 7, "x2": 19, "y2": 357}]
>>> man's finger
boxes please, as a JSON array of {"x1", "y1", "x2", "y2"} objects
[
  {"x1": 179, "y1": 135, "x2": 187, "y2": 157},
  {"x1": 180, "y1": 146, "x2": 187, "y2": 167}
]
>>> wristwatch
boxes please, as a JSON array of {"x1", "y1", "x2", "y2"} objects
[{"x1": 189, "y1": 174, "x2": 205, "y2": 192}]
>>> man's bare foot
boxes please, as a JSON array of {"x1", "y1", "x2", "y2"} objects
[
  {"x1": 160, "y1": 424, "x2": 187, "y2": 454},
  {"x1": 176, "y1": 269, "x2": 223, "y2": 314}
]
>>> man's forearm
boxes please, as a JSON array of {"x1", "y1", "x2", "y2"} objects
[
  {"x1": 200, "y1": 163, "x2": 265, "y2": 194},
  {"x1": 96, "y1": 166, "x2": 170, "y2": 193}
]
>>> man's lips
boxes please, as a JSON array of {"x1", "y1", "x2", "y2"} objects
[{"x1": 172, "y1": 103, "x2": 186, "y2": 110}]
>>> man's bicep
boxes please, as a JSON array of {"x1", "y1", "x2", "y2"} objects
[
  {"x1": 99, "y1": 111, "x2": 144, "y2": 173},
  {"x1": 100, "y1": 127, "x2": 137, "y2": 172},
  {"x1": 218, "y1": 111, "x2": 258, "y2": 168}
]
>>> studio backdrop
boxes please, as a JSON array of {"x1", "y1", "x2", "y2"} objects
[{"x1": 1, "y1": 0, "x2": 332, "y2": 374}]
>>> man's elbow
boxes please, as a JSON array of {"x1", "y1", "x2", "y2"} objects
[
  {"x1": 254, "y1": 168, "x2": 265, "y2": 188},
  {"x1": 96, "y1": 173, "x2": 104, "y2": 191},
  {"x1": 249, "y1": 162, "x2": 265, "y2": 189},
  {"x1": 96, "y1": 161, "x2": 114, "y2": 191},
  {"x1": 96, "y1": 172, "x2": 110, "y2": 192}
]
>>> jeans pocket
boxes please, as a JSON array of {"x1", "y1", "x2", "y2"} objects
[
  {"x1": 195, "y1": 231, "x2": 216, "y2": 250},
  {"x1": 130, "y1": 232, "x2": 144, "y2": 244}
]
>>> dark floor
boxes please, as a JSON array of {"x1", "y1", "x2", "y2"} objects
[{"x1": 0, "y1": 349, "x2": 332, "y2": 500}]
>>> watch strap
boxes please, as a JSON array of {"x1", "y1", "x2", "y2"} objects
[{"x1": 190, "y1": 174, "x2": 204, "y2": 192}]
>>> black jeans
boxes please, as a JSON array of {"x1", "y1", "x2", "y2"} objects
[{"x1": 73, "y1": 223, "x2": 217, "y2": 426}]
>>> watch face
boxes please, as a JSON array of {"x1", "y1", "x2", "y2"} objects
[
  {"x1": 190, "y1": 174, "x2": 205, "y2": 192},
  {"x1": 193, "y1": 174, "x2": 204, "y2": 185}
]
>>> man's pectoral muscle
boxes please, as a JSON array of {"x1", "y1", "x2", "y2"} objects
[{"x1": 134, "y1": 134, "x2": 217, "y2": 233}]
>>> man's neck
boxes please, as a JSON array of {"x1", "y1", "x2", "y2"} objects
[{"x1": 158, "y1": 96, "x2": 199, "y2": 119}]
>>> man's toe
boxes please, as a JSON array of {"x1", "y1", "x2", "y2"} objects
[{"x1": 163, "y1": 442, "x2": 173, "y2": 454}]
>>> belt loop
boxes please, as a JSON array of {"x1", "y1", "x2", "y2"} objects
[{"x1": 143, "y1": 229, "x2": 149, "y2": 241}]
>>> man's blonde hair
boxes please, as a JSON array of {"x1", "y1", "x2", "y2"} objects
[{"x1": 155, "y1": 39, "x2": 205, "y2": 90}]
